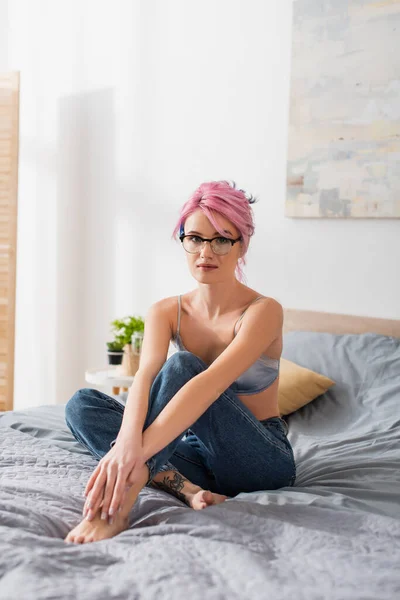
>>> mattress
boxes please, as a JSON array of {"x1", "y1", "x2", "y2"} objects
[{"x1": 0, "y1": 331, "x2": 399, "y2": 599}]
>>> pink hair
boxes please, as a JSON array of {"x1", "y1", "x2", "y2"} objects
[{"x1": 172, "y1": 180, "x2": 257, "y2": 283}]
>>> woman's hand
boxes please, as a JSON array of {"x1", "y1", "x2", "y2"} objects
[{"x1": 83, "y1": 436, "x2": 146, "y2": 522}]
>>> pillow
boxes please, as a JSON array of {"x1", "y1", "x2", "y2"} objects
[
  {"x1": 278, "y1": 358, "x2": 335, "y2": 416},
  {"x1": 281, "y1": 331, "x2": 398, "y2": 431}
]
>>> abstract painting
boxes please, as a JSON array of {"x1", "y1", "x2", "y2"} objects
[{"x1": 286, "y1": 0, "x2": 400, "y2": 218}]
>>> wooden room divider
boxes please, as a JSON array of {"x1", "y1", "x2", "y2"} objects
[{"x1": 0, "y1": 72, "x2": 19, "y2": 412}]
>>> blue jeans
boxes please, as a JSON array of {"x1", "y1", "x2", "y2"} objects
[{"x1": 65, "y1": 351, "x2": 296, "y2": 497}]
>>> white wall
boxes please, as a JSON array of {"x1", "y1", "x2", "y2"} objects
[
  {"x1": 2, "y1": 0, "x2": 399, "y2": 410},
  {"x1": 0, "y1": 1, "x2": 7, "y2": 70}
]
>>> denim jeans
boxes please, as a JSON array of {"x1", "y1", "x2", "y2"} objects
[{"x1": 65, "y1": 351, "x2": 296, "y2": 497}]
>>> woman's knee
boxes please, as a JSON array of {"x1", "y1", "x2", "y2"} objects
[
  {"x1": 65, "y1": 387, "x2": 98, "y2": 425},
  {"x1": 165, "y1": 351, "x2": 207, "y2": 375},
  {"x1": 143, "y1": 352, "x2": 208, "y2": 431}
]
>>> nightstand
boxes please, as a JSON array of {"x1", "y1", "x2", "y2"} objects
[{"x1": 85, "y1": 367, "x2": 135, "y2": 396}]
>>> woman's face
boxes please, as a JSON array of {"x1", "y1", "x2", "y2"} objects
[{"x1": 182, "y1": 209, "x2": 242, "y2": 283}]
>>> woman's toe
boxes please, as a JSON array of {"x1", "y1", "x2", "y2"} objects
[{"x1": 203, "y1": 490, "x2": 214, "y2": 504}]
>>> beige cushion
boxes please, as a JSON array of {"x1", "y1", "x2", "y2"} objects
[{"x1": 278, "y1": 358, "x2": 335, "y2": 416}]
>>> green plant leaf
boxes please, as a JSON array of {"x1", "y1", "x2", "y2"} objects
[
  {"x1": 106, "y1": 341, "x2": 124, "y2": 351},
  {"x1": 109, "y1": 315, "x2": 145, "y2": 347}
]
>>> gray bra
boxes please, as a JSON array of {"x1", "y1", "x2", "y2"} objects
[{"x1": 172, "y1": 295, "x2": 279, "y2": 396}]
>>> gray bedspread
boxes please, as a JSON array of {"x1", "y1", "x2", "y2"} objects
[{"x1": 0, "y1": 331, "x2": 400, "y2": 599}]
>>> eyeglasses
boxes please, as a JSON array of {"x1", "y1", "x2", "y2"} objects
[{"x1": 179, "y1": 234, "x2": 242, "y2": 256}]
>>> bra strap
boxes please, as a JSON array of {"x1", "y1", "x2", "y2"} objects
[
  {"x1": 233, "y1": 295, "x2": 265, "y2": 336},
  {"x1": 176, "y1": 295, "x2": 182, "y2": 337}
]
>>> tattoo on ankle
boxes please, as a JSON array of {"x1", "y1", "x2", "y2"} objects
[{"x1": 150, "y1": 472, "x2": 191, "y2": 507}]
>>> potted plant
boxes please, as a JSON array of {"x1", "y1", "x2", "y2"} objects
[
  {"x1": 106, "y1": 340, "x2": 125, "y2": 365},
  {"x1": 107, "y1": 315, "x2": 145, "y2": 374}
]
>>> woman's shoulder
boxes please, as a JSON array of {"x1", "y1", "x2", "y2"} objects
[
  {"x1": 238, "y1": 294, "x2": 283, "y2": 343},
  {"x1": 241, "y1": 294, "x2": 283, "y2": 333},
  {"x1": 146, "y1": 297, "x2": 181, "y2": 339},
  {"x1": 252, "y1": 295, "x2": 283, "y2": 321},
  {"x1": 149, "y1": 294, "x2": 192, "y2": 320},
  {"x1": 149, "y1": 295, "x2": 179, "y2": 313},
  {"x1": 149, "y1": 291, "x2": 196, "y2": 313},
  {"x1": 244, "y1": 290, "x2": 282, "y2": 310}
]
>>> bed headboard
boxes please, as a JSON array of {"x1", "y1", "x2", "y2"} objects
[{"x1": 283, "y1": 308, "x2": 400, "y2": 339}]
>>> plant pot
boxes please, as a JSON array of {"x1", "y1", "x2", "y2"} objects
[
  {"x1": 107, "y1": 351, "x2": 124, "y2": 365},
  {"x1": 120, "y1": 343, "x2": 140, "y2": 376}
]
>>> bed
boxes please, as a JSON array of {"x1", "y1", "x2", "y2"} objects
[{"x1": 1, "y1": 309, "x2": 399, "y2": 599}]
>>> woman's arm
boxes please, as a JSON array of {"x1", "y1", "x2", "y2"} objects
[
  {"x1": 142, "y1": 298, "x2": 283, "y2": 462},
  {"x1": 82, "y1": 300, "x2": 174, "y2": 520},
  {"x1": 114, "y1": 299, "x2": 174, "y2": 444},
  {"x1": 116, "y1": 372, "x2": 152, "y2": 443}
]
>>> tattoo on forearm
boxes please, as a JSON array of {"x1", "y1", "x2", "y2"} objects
[{"x1": 150, "y1": 471, "x2": 191, "y2": 507}]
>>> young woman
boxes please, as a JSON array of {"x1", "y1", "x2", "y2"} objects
[{"x1": 64, "y1": 180, "x2": 296, "y2": 544}]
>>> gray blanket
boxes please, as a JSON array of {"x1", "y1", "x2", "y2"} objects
[{"x1": 0, "y1": 331, "x2": 400, "y2": 599}]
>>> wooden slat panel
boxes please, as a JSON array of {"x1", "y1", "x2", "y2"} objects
[{"x1": 0, "y1": 72, "x2": 19, "y2": 411}]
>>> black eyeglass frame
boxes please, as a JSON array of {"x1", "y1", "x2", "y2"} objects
[{"x1": 179, "y1": 234, "x2": 242, "y2": 254}]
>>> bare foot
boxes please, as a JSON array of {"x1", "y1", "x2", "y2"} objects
[
  {"x1": 188, "y1": 489, "x2": 228, "y2": 510},
  {"x1": 64, "y1": 511, "x2": 129, "y2": 544},
  {"x1": 150, "y1": 469, "x2": 230, "y2": 510}
]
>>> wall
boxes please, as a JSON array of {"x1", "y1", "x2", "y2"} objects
[{"x1": 2, "y1": 0, "x2": 399, "y2": 409}]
